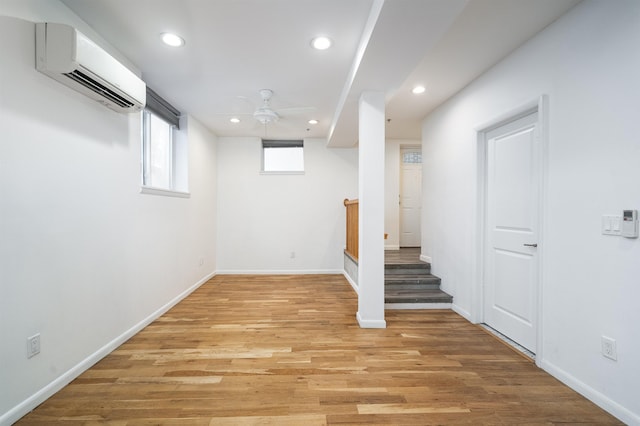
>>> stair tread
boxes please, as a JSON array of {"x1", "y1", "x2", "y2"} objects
[
  {"x1": 385, "y1": 263, "x2": 430, "y2": 269},
  {"x1": 385, "y1": 281, "x2": 440, "y2": 288},
  {"x1": 382, "y1": 254, "x2": 450, "y2": 305},
  {"x1": 385, "y1": 297, "x2": 453, "y2": 303},
  {"x1": 385, "y1": 272, "x2": 440, "y2": 281},
  {"x1": 385, "y1": 288, "x2": 450, "y2": 295},
  {"x1": 386, "y1": 268, "x2": 431, "y2": 274},
  {"x1": 385, "y1": 285, "x2": 441, "y2": 291},
  {"x1": 385, "y1": 273, "x2": 439, "y2": 279}
]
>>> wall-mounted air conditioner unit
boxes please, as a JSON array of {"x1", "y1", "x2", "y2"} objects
[{"x1": 35, "y1": 22, "x2": 146, "y2": 113}]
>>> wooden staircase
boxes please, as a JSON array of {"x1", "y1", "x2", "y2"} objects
[{"x1": 385, "y1": 249, "x2": 452, "y2": 308}]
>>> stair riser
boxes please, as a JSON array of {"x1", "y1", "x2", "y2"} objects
[
  {"x1": 385, "y1": 276, "x2": 440, "y2": 284},
  {"x1": 385, "y1": 277, "x2": 440, "y2": 283},
  {"x1": 385, "y1": 296, "x2": 453, "y2": 304},
  {"x1": 383, "y1": 257, "x2": 451, "y2": 306},
  {"x1": 385, "y1": 291, "x2": 451, "y2": 299},
  {"x1": 384, "y1": 274, "x2": 440, "y2": 282},
  {"x1": 385, "y1": 283, "x2": 441, "y2": 290}
]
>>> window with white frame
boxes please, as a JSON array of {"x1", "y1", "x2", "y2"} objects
[
  {"x1": 262, "y1": 139, "x2": 304, "y2": 173},
  {"x1": 141, "y1": 88, "x2": 188, "y2": 195},
  {"x1": 142, "y1": 111, "x2": 173, "y2": 188}
]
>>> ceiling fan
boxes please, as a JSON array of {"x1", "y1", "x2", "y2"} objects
[
  {"x1": 221, "y1": 89, "x2": 315, "y2": 127},
  {"x1": 253, "y1": 89, "x2": 280, "y2": 125}
]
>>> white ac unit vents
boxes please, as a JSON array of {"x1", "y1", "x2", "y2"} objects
[{"x1": 35, "y1": 22, "x2": 146, "y2": 113}]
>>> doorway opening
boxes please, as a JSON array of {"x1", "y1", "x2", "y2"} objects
[{"x1": 400, "y1": 146, "x2": 422, "y2": 248}]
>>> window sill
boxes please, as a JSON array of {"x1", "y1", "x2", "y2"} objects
[
  {"x1": 140, "y1": 186, "x2": 190, "y2": 198},
  {"x1": 260, "y1": 171, "x2": 305, "y2": 176}
]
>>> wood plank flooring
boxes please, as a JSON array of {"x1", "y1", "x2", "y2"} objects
[{"x1": 17, "y1": 274, "x2": 621, "y2": 425}]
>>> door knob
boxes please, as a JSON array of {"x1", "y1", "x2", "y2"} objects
[{"x1": 523, "y1": 243, "x2": 538, "y2": 248}]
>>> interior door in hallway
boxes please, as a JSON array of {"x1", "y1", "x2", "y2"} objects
[
  {"x1": 484, "y1": 111, "x2": 539, "y2": 353},
  {"x1": 400, "y1": 147, "x2": 422, "y2": 247}
]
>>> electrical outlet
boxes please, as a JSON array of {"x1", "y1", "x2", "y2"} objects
[
  {"x1": 27, "y1": 334, "x2": 41, "y2": 358},
  {"x1": 601, "y1": 336, "x2": 617, "y2": 361},
  {"x1": 290, "y1": 251, "x2": 296, "y2": 259}
]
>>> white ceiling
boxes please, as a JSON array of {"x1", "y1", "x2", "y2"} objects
[{"x1": 60, "y1": 0, "x2": 580, "y2": 145}]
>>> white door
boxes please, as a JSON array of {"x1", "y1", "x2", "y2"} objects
[
  {"x1": 400, "y1": 148, "x2": 422, "y2": 247},
  {"x1": 484, "y1": 112, "x2": 539, "y2": 353}
]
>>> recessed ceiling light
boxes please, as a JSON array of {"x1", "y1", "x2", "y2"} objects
[
  {"x1": 161, "y1": 32, "x2": 185, "y2": 47},
  {"x1": 230, "y1": 117, "x2": 240, "y2": 124},
  {"x1": 308, "y1": 119, "x2": 319, "y2": 125},
  {"x1": 311, "y1": 36, "x2": 332, "y2": 50},
  {"x1": 412, "y1": 85, "x2": 426, "y2": 94}
]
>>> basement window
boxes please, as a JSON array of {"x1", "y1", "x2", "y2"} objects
[
  {"x1": 141, "y1": 88, "x2": 189, "y2": 197},
  {"x1": 262, "y1": 139, "x2": 304, "y2": 173}
]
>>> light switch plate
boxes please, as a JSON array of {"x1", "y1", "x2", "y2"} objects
[{"x1": 602, "y1": 215, "x2": 621, "y2": 235}]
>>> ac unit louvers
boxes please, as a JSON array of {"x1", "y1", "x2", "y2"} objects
[{"x1": 36, "y1": 23, "x2": 146, "y2": 113}]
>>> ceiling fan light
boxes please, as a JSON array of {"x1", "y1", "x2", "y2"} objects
[
  {"x1": 308, "y1": 119, "x2": 318, "y2": 125},
  {"x1": 311, "y1": 36, "x2": 332, "y2": 50},
  {"x1": 254, "y1": 107, "x2": 279, "y2": 124}
]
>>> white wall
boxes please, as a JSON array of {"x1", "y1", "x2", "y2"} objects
[
  {"x1": 216, "y1": 137, "x2": 357, "y2": 273},
  {"x1": 385, "y1": 139, "x2": 421, "y2": 250},
  {"x1": 0, "y1": 3, "x2": 217, "y2": 423},
  {"x1": 421, "y1": 1, "x2": 640, "y2": 423}
]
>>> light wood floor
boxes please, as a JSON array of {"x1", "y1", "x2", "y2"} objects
[{"x1": 18, "y1": 274, "x2": 621, "y2": 425}]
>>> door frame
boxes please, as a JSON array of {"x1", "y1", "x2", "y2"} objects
[
  {"x1": 399, "y1": 145, "x2": 422, "y2": 248},
  {"x1": 471, "y1": 95, "x2": 548, "y2": 367}
]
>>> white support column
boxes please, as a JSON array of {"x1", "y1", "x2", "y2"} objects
[{"x1": 357, "y1": 91, "x2": 386, "y2": 329}]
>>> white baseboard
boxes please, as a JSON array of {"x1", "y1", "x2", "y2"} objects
[
  {"x1": 215, "y1": 269, "x2": 344, "y2": 275},
  {"x1": 540, "y1": 359, "x2": 639, "y2": 425},
  {"x1": 385, "y1": 245, "x2": 400, "y2": 250},
  {"x1": 356, "y1": 311, "x2": 387, "y2": 328},
  {"x1": 420, "y1": 254, "x2": 432, "y2": 263},
  {"x1": 450, "y1": 303, "x2": 636, "y2": 424},
  {"x1": 0, "y1": 271, "x2": 215, "y2": 426},
  {"x1": 452, "y1": 303, "x2": 472, "y2": 321},
  {"x1": 385, "y1": 303, "x2": 452, "y2": 310},
  {"x1": 343, "y1": 271, "x2": 359, "y2": 294}
]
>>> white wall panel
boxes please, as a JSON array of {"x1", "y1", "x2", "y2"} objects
[{"x1": 215, "y1": 137, "x2": 357, "y2": 273}]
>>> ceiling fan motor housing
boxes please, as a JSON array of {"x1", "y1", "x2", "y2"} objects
[
  {"x1": 254, "y1": 107, "x2": 279, "y2": 124},
  {"x1": 254, "y1": 89, "x2": 279, "y2": 124}
]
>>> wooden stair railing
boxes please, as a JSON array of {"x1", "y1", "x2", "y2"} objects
[{"x1": 343, "y1": 198, "x2": 358, "y2": 260}]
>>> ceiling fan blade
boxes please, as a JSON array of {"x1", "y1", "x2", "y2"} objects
[
  {"x1": 231, "y1": 95, "x2": 256, "y2": 112},
  {"x1": 277, "y1": 106, "x2": 316, "y2": 119},
  {"x1": 209, "y1": 95, "x2": 256, "y2": 118},
  {"x1": 210, "y1": 112, "x2": 253, "y2": 116}
]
